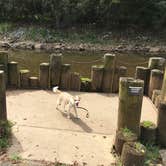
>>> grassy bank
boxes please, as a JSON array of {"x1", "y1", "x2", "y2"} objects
[{"x1": 1, "y1": 22, "x2": 166, "y2": 46}]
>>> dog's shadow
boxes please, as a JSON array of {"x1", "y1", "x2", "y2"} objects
[{"x1": 57, "y1": 108, "x2": 93, "y2": 133}]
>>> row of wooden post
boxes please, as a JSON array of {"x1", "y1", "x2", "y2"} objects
[
  {"x1": 0, "y1": 51, "x2": 128, "y2": 92},
  {"x1": 1, "y1": 51, "x2": 165, "y2": 96},
  {"x1": 135, "y1": 57, "x2": 165, "y2": 98},
  {"x1": 116, "y1": 56, "x2": 166, "y2": 162}
]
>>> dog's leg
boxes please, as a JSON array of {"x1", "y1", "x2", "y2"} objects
[
  {"x1": 67, "y1": 105, "x2": 71, "y2": 119},
  {"x1": 63, "y1": 103, "x2": 66, "y2": 113},
  {"x1": 56, "y1": 98, "x2": 61, "y2": 110},
  {"x1": 73, "y1": 105, "x2": 78, "y2": 119}
]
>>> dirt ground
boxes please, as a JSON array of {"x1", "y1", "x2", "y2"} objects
[{"x1": 5, "y1": 90, "x2": 157, "y2": 166}]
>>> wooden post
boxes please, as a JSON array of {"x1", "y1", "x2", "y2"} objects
[
  {"x1": 39, "y1": 63, "x2": 50, "y2": 89},
  {"x1": 0, "y1": 51, "x2": 8, "y2": 84},
  {"x1": 19, "y1": 69, "x2": 30, "y2": 89},
  {"x1": 148, "y1": 57, "x2": 165, "y2": 71},
  {"x1": 49, "y1": 53, "x2": 62, "y2": 87},
  {"x1": 91, "y1": 65, "x2": 104, "y2": 92},
  {"x1": 152, "y1": 90, "x2": 161, "y2": 103},
  {"x1": 117, "y1": 77, "x2": 144, "y2": 136},
  {"x1": 161, "y1": 68, "x2": 166, "y2": 101},
  {"x1": 112, "y1": 66, "x2": 127, "y2": 93},
  {"x1": 114, "y1": 130, "x2": 138, "y2": 155},
  {"x1": 29, "y1": 77, "x2": 39, "y2": 89},
  {"x1": 157, "y1": 102, "x2": 166, "y2": 147},
  {"x1": 0, "y1": 71, "x2": 7, "y2": 121},
  {"x1": 140, "y1": 121, "x2": 156, "y2": 144},
  {"x1": 102, "y1": 53, "x2": 116, "y2": 93},
  {"x1": 8, "y1": 61, "x2": 18, "y2": 88},
  {"x1": 70, "y1": 72, "x2": 81, "y2": 91},
  {"x1": 0, "y1": 64, "x2": 5, "y2": 71},
  {"x1": 81, "y1": 78, "x2": 92, "y2": 92},
  {"x1": 135, "y1": 66, "x2": 150, "y2": 95},
  {"x1": 121, "y1": 142, "x2": 146, "y2": 166},
  {"x1": 148, "y1": 69, "x2": 163, "y2": 98},
  {"x1": 60, "y1": 64, "x2": 71, "y2": 90}
]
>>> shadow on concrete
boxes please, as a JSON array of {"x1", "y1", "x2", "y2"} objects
[{"x1": 57, "y1": 108, "x2": 93, "y2": 133}]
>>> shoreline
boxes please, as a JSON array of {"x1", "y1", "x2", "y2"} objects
[{"x1": 0, "y1": 40, "x2": 166, "y2": 54}]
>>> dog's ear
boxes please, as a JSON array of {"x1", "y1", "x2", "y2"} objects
[{"x1": 75, "y1": 96, "x2": 81, "y2": 101}]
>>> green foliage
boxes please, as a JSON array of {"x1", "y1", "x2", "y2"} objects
[
  {"x1": 0, "y1": 120, "x2": 13, "y2": 149},
  {"x1": 0, "y1": 0, "x2": 165, "y2": 29},
  {"x1": 121, "y1": 127, "x2": 134, "y2": 138},
  {"x1": 81, "y1": 77, "x2": 91, "y2": 82},
  {"x1": 0, "y1": 22, "x2": 12, "y2": 34},
  {"x1": 135, "y1": 142, "x2": 146, "y2": 154},
  {"x1": 142, "y1": 121, "x2": 155, "y2": 129},
  {"x1": 0, "y1": 138, "x2": 9, "y2": 148},
  {"x1": 144, "y1": 143, "x2": 160, "y2": 165},
  {"x1": 10, "y1": 154, "x2": 22, "y2": 162}
]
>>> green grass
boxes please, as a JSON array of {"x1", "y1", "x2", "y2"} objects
[
  {"x1": 0, "y1": 120, "x2": 13, "y2": 149},
  {"x1": 142, "y1": 121, "x2": 156, "y2": 128},
  {"x1": 0, "y1": 22, "x2": 13, "y2": 34},
  {"x1": 144, "y1": 143, "x2": 160, "y2": 166},
  {"x1": 135, "y1": 142, "x2": 146, "y2": 154},
  {"x1": 10, "y1": 153, "x2": 22, "y2": 162},
  {"x1": 81, "y1": 77, "x2": 91, "y2": 82},
  {"x1": 0, "y1": 138, "x2": 9, "y2": 149},
  {"x1": 121, "y1": 127, "x2": 135, "y2": 138},
  {"x1": 0, "y1": 23, "x2": 114, "y2": 44}
]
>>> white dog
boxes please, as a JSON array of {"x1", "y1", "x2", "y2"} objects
[{"x1": 53, "y1": 87, "x2": 80, "y2": 119}]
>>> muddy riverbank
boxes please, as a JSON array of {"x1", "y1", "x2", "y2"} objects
[{"x1": 0, "y1": 40, "x2": 166, "y2": 54}]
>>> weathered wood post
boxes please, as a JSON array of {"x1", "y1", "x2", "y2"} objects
[
  {"x1": 157, "y1": 102, "x2": 166, "y2": 147},
  {"x1": 112, "y1": 66, "x2": 127, "y2": 93},
  {"x1": 60, "y1": 64, "x2": 71, "y2": 90},
  {"x1": 29, "y1": 77, "x2": 39, "y2": 89},
  {"x1": 8, "y1": 61, "x2": 18, "y2": 88},
  {"x1": 148, "y1": 57, "x2": 165, "y2": 71},
  {"x1": 39, "y1": 63, "x2": 50, "y2": 89},
  {"x1": 140, "y1": 121, "x2": 157, "y2": 144},
  {"x1": 152, "y1": 90, "x2": 161, "y2": 104},
  {"x1": 135, "y1": 66, "x2": 150, "y2": 96},
  {"x1": 91, "y1": 65, "x2": 104, "y2": 92},
  {"x1": 0, "y1": 64, "x2": 5, "y2": 71},
  {"x1": 49, "y1": 53, "x2": 62, "y2": 87},
  {"x1": 161, "y1": 67, "x2": 166, "y2": 101},
  {"x1": 0, "y1": 51, "x2": 8, "y2": 85},
  {"x1": 114, "y1": 129, "x2": 138, "y2": 155},
  {"x1": 102, "y1": 53, "x2": 116, "y2": 93},
  {"x1": 19, "y1": 69, "x2": 30, "y2": 88},
  {"x1": 0, "y1": 71, "x2": 7, "y2": 121},
  {"x1": 148, "y1": 69, "x2": 163, "y2": 98},
  {"x1": 117, "y1": 77, "x2": 144, "y2": 136},
  {"x1": 121, "y1": 142, "x2": 146, "y2": 166},
  {"x1": 70, "y1": 72, "x2": 81, "y2": 91}
]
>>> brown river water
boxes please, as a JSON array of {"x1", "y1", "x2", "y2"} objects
[{"x1": 8, "y1": 50, "x2": 164, "y2": 78}]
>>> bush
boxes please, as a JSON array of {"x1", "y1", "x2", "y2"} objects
[{"x1": 0, "y1": 0, "x2": 165, "y2": 29}]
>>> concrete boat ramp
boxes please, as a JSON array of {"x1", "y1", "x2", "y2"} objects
[{"x1": 5, "y1": 90, "x2": 157, "y2": 165}]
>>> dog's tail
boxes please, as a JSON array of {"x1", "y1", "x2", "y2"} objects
[{"x1": 52, "y1": 86, "x2": 61, "y2": 94}]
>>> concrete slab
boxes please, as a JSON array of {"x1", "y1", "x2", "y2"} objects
[{"x1": 6, "y1": 90, "x2": 157, "y2": 165}]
